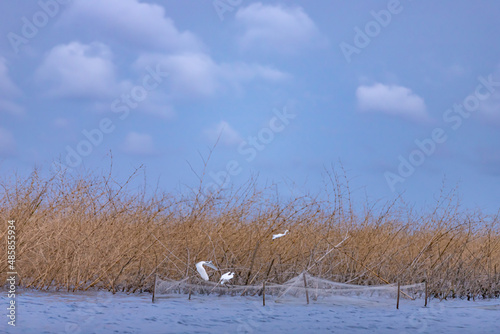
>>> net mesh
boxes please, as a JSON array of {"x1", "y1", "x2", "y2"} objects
[{"x1": 153, "y1": 272, "x2": 425, "y2": 306}]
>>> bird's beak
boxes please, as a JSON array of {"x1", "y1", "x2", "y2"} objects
[{"x1": 205, "y1": 262, "x2": 218, "y2": 270}]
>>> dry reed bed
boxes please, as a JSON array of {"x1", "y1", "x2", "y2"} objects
[{"x1": 0, "y1": 168, "x2": 499, "y2": 299}]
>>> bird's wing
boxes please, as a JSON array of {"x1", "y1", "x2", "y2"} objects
[
  {"x1": 204, "y1": 262, "x2": 218, "y2": 270},
  {"x1": 196, "y1": 266, "x2": 209, "y2": 281}
]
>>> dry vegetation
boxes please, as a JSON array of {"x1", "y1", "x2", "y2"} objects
[{"x1": 1, "y1": 166, "x2": 499, "y2": 300}]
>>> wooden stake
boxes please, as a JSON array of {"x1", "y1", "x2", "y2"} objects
[
  {"x1": 396, "y1": 281, "x2": 400, "y2": 309},
  {"x1": 303, "y1": 272, "x2": 309, "y2": 305},
  {"x1": 424, "y1": 280, "x2": 428, "y2": 307},
  {"x1": 152, "y1": 273, "x2": 157, "y2": 303},
  {"x1": 265, "y1": 258, "x2": 275, "y2": 280},
  {"x1": 263, "y1": 281, "x2": 266, "y2": 306},
  {"x1": 188, "y1": 277, "x2": 192, "y2": 300}
]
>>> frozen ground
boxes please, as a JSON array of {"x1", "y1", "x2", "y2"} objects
[{"x1": 1, "y1": 290, "x2": 499, "y2": 334}]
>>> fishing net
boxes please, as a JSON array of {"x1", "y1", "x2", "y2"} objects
[{"x1": 153, "y1": 272, "x2": 425, "y2": 306}]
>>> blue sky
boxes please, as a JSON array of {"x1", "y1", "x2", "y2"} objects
[{"x1": 1, "y1": 0, "x2": 499, "y2": 213}]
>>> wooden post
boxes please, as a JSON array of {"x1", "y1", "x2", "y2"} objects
[
  {"x1": 303, "y1": 273, "x2": 309, "y2": 305},
  {"x1": 424, "y1": 280, "x2": 428, "y2": 307},
  {"x1": 396, "y1": 281, "x2": 400, "y2": 309},
  {"x1": 263, "y1": 281, "x2": 266, "y2": 306},
  {"x1": 152, "y1": 273, "x2": 157, "y2": 303},
  {"x1": 265, "y1": 258, "x2": 275, "y2": 281},
  {"x1": 188, "y1": 277, "x2": 193, "y2": 300}
]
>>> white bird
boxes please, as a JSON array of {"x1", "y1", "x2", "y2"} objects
[
  {"x1": 272, "y1": 230, "x2": 289, "y2": 241},
  {"x1": 219, "y1": 272, "x2": 235, "y2": 285},
  {"x1": 195, "y1": 261, "x2": 218, "y2": 281}
]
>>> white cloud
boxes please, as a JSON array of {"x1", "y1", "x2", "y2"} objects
[
  {"x1": 35, "y1": 42, "x2": 122, "y2": 99},
  {"x1": 58, "y1": 0, "x2": 203, "y2": 53},
  {"x1": 122, "y1": 132, "x2": 156, "y2": 155},
  {"x1": 0, "y1": 127, "x2": 16, "y2": 156},
  {"x1": 219, "y1": 62, "x2": 289, "y2": 91},
  {"x1": 137, "y1": 92, "x2": 175, "y2": 120},
  {"x1": 0, "y1": 57, "x2": 23, "y2": 115},
  {"x1": 235, "y1": 3, "x2": 325, "y2": 54},
  {"x1": 145, "y1": 52, "x2": 219, "y2": 98},
  {"x1": 356, "y1": 83, "x2": 429, "y2": 122},
  {"x1": 56, "y1": 1, "x2": 290, "y2": 101},
  {"x1": 204, "y1": 121, "x2": 242, "y2": 146},
  {"x1": 134, "y1": 53, "x2": 289, "y2": 98}
]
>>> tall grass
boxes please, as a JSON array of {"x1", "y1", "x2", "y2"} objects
[{"x1": 1, "y1": 166, "x2": 499, "y2": 299}]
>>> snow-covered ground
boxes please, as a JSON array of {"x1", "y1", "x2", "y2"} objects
[{"x1": 1, "y1": 290, "x2": 499, "y2": 333}]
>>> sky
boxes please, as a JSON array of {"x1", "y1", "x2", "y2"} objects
[{"x1": 0, "y1": 0, "x2": 499, "y2": 213}]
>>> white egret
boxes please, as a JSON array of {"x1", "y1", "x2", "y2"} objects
[
  {"x1": 272, "y1": 230, "x2": 289, "y2": 241},
  {"x1": 219, "y1": 272, "x2": 235, "y2": 285},
  {"x1": 195, "y1": 261, "x2": 218, "y2": 281}
]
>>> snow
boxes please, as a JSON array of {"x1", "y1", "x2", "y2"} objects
[{"x1": 1, "y1": 290, "x2": 499, "y2": 333}]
